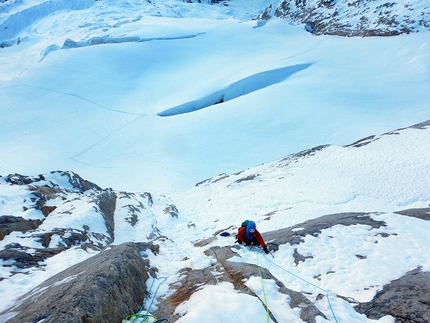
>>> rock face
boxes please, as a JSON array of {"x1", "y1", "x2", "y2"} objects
[
  {"x1": 263, "y1": 212, "x2": 386, "y2": 247},
  {"x1": 0, "y1": 215, "x2": 43, "y2": 240},
  {"x1": 0, "y1": 242, "x2": 159, "y2": 323},
  {"x1": 394, "y1": 207, "x2": 430, "y2": 221},
  {"x1": 153, "y1": 212, "x2": 388, "y2": 323},
  {"x1": 3, "y1": 171, "x2": 102, "y2": 191},
  {"x1": 259, "y1": 0, "x2": 430, "y2": 36},
  {"x1": 0, "y1": 170, "x2": 172, "y2": 297},
  {"x1": 2, "y1": 208, "x2": 428, "y2": 323},
  {"x1": 0, "y1": 171, "x2": 117, "y2": 276},
  {"x1": 152, "y1": 245, "x2": 327, "y2": 323},
  {"x1": 180, "y1": 210, "x2": 430, "y2": 323},
  {"x1": 355, "y1": 267, "x2": 430, "y2": 323}
]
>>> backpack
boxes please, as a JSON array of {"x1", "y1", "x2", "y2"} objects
[
  {"x1": 236, "y1": 220, "x2": 255, "y2": 241},
  {"x1": 239, "y1": 220, "x2": 252, "y2": 230}
]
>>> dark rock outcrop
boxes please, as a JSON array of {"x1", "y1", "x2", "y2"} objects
[
  {"x1": 4, "y1": 171, "x2": 102, "y2": 192},
  {"x1": 0, "y1": 171, "x2": 106, "y2": 242},
  {"x1": 94, "y1": 189, "x2": 117, "y2": 242},
  {"x1": 0, "y1": 226, "x2": 114, "y2": 271},
  {"x1": 259, "y1": 0, "x2": 430, "y2": 37},
  {"x1": 263, "y1": 212, "x2": 387, "y2": 251},
  {"x1": 0, "y1": 244, "x2": 68, "y2": 270},
  {"x1": 0, "y1": 242, "x2": 158, "y2": 323},
  {"x1": 345, "y1": 119, "x2": 430, "y2": 149},
  {"x1": 355, "y1": 267, "x2": 430, "y2": 323},
  {"x1": 394, "y1": 207, "x2": 430, "y2": 221},
  {"x1": 0, "y1": 215, "x2": 43, "y2": 240},
  {"x1": 164, "y1": 204, "x2": 179, "y2": 218}
]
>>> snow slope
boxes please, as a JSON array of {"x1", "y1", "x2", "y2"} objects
[
  {"x1": 1, "y1": 0, "x2": 429, "y2": 194},
  {"x1": 1, "y1": 121, "x2": 430, "y2": 322},
  {"x1": 171, "y1": 123, "x2": 430, "y2": 232}
]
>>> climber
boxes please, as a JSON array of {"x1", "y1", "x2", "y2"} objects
[{"x1": 237, "y1": 220, "x2": 270, "y2": 254}]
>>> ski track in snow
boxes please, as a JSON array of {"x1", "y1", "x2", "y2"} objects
[
  {"x1": 2, "y1": 84, "x2": 145, "y2": 115},
  {"x1": 70, "y1": 114, "x2": 147, "y2": 167}
]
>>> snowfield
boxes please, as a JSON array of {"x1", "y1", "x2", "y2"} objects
[{"x1": 1, "y1": 0, "x2": 430, "y2": 194}]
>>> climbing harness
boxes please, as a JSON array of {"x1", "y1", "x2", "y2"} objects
[
  {"x1": 123, "y1": 275, "x2": 170, "y2": 323},
  {"x1": 262, "y1": 255, "x2": 339, "y2": 323}
]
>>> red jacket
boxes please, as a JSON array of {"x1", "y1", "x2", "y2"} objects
[{"x1": 237, "y1": 227, "x2": 266, "y2": 247}]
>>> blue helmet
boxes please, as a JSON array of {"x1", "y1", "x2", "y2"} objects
[{"x1": 244, "y1": 221, "x2": 256, "y2": 240}]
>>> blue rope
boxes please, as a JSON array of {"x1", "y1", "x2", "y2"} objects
[
  {"x1": 145, "y1": 276, "x2": 168, "y2": 315},
  {"x1": 138, "y1": 276, "x2": 157, "y2": 313},
  {"x1": 263, "y1": 255, "x2": 339, "y2": 323},
  {"x1": 125, "y1": 275, "x2": 170, "y2": 323},
  {"x1": 263, "y1": 256, "x2": 325, "y2": 292}
]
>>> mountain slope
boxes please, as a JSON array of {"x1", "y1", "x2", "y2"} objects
[
  {"x1": 171, "y1": 120, "x2": 430, "y2": 232},
  {"x1": 1, "y1": 0, "x2": 430, "y2": 194},
  {"x1": 1, "y1": 0, "x2": 430, "y2": 322},
  {"x1": 1, "y1": 120, "x2": 430, "y2": 322},
  {"x1": 261, "y1": 0, "x2": 430, "y2": 36}
]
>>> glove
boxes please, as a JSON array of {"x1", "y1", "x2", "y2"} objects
[{"x1": 263, "y1": 246, "x2": 269, "y2": 254}]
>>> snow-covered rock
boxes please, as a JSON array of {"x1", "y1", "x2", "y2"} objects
[
  {"x1": 260, "y1": 0, "x2": 430, "y2": 36},
  {"x1": 0, "y1": 242, "x2": 158, "y2": 323}
]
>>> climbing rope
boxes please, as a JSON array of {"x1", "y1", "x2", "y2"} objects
[
  {"x1": 139, "y1": 276, "x2": 157, "y2": 313},
  {"x1": 256, "y1": 252, "x2": 271, "y2": 323},
  {"x1": 123, "y1": 314, "x2": 170, "y2": 323},
  {"x1": 123, "y1": 275, "x2": 170, "y2": 323},
  {"x1": 263, "y1": 255, "x2": 339, "y2": 323},
  {"x1": 144, "y1": 276, "x2": 169, "y2": 315}
]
